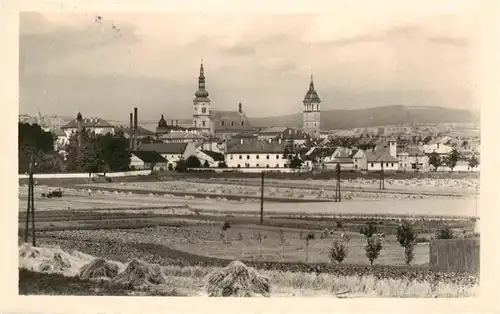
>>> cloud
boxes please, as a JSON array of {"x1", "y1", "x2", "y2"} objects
[
  {"x1": 220, "y1": 45, "x2": 256, "y2": 56},
  {"x1": 19, "y1": 11, "x2": 479, "y2": 120}
]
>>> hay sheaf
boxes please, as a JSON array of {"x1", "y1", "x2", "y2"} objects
[
  {"x1": 205, "y1": 261, "x2": 271, "y2": 297},
  {"x1": 38, "y1": 253, "x2": 72, "y2": 273},
  {"x1": 78, "y1": 258, "x2": 120, "y2": 280},
  {"x1": 111, "y1": 259, "x2": 165, "y2": 289},
  {"x1": 19, "y1": 243, "x2": 40, "y2": 258}
]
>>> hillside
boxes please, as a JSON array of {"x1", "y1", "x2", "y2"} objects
[{"x1": 249, "y1": 105, "x2": 479, "y2": 129}]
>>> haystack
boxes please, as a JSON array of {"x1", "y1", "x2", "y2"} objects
[
  {"x1": 38, "y1": 252, "x2": 71, "y2": 272},
  {"x1": 19, "y1": 243, "x2": 40, "y2": 258},
  {"x1": 111, "y1": 259, "x2": 165, "y2": 289},
  {"x1": 78, "y1": 258, "x2": 120, "y2": 280},
  {"x1": 205, "y1": 261, "x2": 271, "y2": 297}
]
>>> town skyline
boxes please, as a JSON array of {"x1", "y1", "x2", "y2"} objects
[{"x1": 20, "y1": 8, "x2": 479, "y2": 120}]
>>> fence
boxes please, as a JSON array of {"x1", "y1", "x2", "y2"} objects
[
  {"x1": 429, "y1": 239, "x2": 480, "y2": 273},
  {"x1": 18, "y1": 169, "x2": 152, "y2": 179}
]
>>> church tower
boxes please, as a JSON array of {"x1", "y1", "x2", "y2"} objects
[
  {"x1": 193, "y1": 60, "x2": 212, "y2": 134},
  {"x1": 302, "y1": 74, "x2": 321, "y2": 138}
]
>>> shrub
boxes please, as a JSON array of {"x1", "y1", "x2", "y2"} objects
[
  {"x1": 175, "y1": 160, "x2": 187, "y2": 173},
  {"x1": 360, "y1": 222, "x2": 378, "y2": 238},
  {"x1": 335, "y1": 218, "x2": 343, "y2": 228},
  {"x1": 365, "y1": 236, "x2": 383, "y2": 267},
  {"x1": 436, "y1": 225, "x2": 454, "y2": 239},
  {"x1": 203, "y1": 160, "x2": 210, "y2": 168},
  {"x1": 329, "y1": 236, "x2": 350, "y2": 264},
  {"x1": 396, "y1": 220, "x2": 418, "y2": 265}
]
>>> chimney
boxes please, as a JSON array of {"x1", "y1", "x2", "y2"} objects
[
  {"x1": 133, "y1": 107, "x2": 138, "y2": 150},
  {"x1": 129, "y1": 112, "x2": 134, "y2": 150}
]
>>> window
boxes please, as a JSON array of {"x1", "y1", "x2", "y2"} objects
[
  {"x1": 266, "y1": 165, "x2": 270, "y2": 168},
  {"x1": 256, "y1": 155, "x2": 259, "y2": 159},
  {"x1": 371, "y1": 163, "x2": 374, "y2": 167},
  {"x1": 276, "y1": 164, "x2": 279, "y2": 168},
  {"x1": 391, "y1": 163, "x2": 394, "y2": 167},
  {"x1": 241, "y1": 121, "x2": 244, "y2": 126},
  {"x1": 386, "y1": 163, "x2": 389, "y2": 167},
  {"x1": 221, "y1": 121, "x2": 224, "y2": 126},
  {"x1": 247, "y1": 155, "x2": 250, "y2": 160},
  {"x1": 202, "y1": 107, "x2": 207, "y2": 113},
  {"x1": 246, "y1": 163, "x2": 250, "y2": 168},
  {"x1": 256, "y1": 164, "x2": 260, "y2": 167},
  {"x1": 202, "y1": 121, "x2": 206, "y2": 126},
  {"x1": 237, "y1": 164, "x2": 241, "y2": 168},
  {"x1": 276, "y1": 155, "x2": 280, "y2": 159},
  {"x1": 266, "y1": 155, "x2": 270, "y2": 159},
  {"x1": 239, "y1": 155, "x2": 242, "y2": 159},
  {"x1": 230, "y1": 155, "x2": 233, "y2": 160},
  {"x1": 231, "y1": 121, "x2": 234, "y2": 126}
]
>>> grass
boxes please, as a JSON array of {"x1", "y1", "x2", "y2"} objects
[{"x1": 38, "y1": 225, "x2": 429, "y2": 266}]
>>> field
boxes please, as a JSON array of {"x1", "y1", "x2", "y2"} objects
[{"x1": 18, "y1": 175, "x2": 480, "y2": 297}]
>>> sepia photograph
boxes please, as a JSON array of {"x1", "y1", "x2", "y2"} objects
[{"x1": 16, "y1": 4, "x2": 484, "y2": 299}]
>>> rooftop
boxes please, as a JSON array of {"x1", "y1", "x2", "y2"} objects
[
  {"x1": 137, "y1": 143, "x2": 188, "y2": 154},
  {"x1": 131, "y1": 151, "x2": 168, "y2": 163}
]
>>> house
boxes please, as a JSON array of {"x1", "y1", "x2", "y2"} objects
[
  {"x1": 61, "y1": 113, "x2": 115, "y2": 137},
  {"x1": 257, "y1": 127, "x2": 287, "y2": 141},
  {"x1": 114, "y1": 125, "x2": 156, "y2": 140},
  {"x1": 324, "y1": 151, "x2": 355, "y2": 170},
  {"x1": 397, "y1": 146, "x2": 429, "y2": 172},
  {"x1": 158, "y1": 130, "x2": 205, "y2": 144},
  {"x1": 364, "y1": 151, "x2": 399, "y2": 171},
  {"x1": 225, "y1": 140, "x2": 289, "y2": 169},
  {"x1": 351, "y1": 149, "x2": 365, "y2": 170},
  {"x1": 195, "y1": 150, "x2": 225, "y2": 167},
  {"x1": 137, "y1": 142, "x2": 196, "y2": 170},
  {"x1": 423, "y1": 137, "x2": 453, "y2": 155},
  {"x1": 130, "y1": 151, "x2": 168, "y2": 171},
  {"x1": 276, "y1": 128, "x2": 311, "y2": 146}
]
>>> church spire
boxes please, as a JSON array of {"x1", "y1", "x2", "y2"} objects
[
  {"x1": 195, "y1": 58, "x2": 209, "y2": 98},
  {"x1": 303, "y1": 72, "x2": 320, "y2": 104}
]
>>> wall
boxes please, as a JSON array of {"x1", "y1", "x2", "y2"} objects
[
  {"x1": 19, "y1": 169, "x2": 151, "y2": 179},
  {"x1": 429, "y1": 239, "x2": 480, "y2": 273},
  {"x1": 226, "y1": 153, "x2": 289, "y2": 168},
  {"x1": 189, "y1": 167, "x2": 310, "y2": 173},
  {"x1": 366, "y1": 161, "x2": 399, "y2": 171}
]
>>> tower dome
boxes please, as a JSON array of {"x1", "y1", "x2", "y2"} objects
[
  {"x1": 303, "y1": 75, "x2": 321, "y2": 103},
  {"x1": 158, "y1": 114, "x2": 167, "y2": 128},
  {"x1": 194, "y1": 61, "x2": 209, "y2": 98}
]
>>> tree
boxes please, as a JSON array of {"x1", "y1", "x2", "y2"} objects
[
  {"x1": 436, "y1": 225, "x2": 454, "y2": 239},
  {"x1": 468, "y1": 155, "x2": 479, "y2": 169},
  {"x1": 289, "y1": 154, "x2": 304, "y2": 169},
  {"x1": 360, "y1": 222, "x2": 378, "y2": 238},
  {"x1": 18, "y1": 123, "x2": 56, "y2": 173},
  {"x1": 218, "y1": 161, "x2": 228, "y2": 168},
  {"x1": 329, "y1": 235, "x2": 351, "y2": 264},
  {"x1": 186, "y1": 155, "x2": 202, "y2": 168},
  {"x1": 176, "y1": 159, "x2": 188, "y2": 172},
  {"x1": 95, "y1": 132, "x2": 130, "y2": 172},
  {"x1": 427, "y1": 152, "x2": 442, "y2": 171},
  {"x1": 204, "y1": 160, "x2": 210, "y2": 168},
  {"x1": 445, "y1": 149, "x2": 461, "y2": 171},
  {"x1": 396, "y1": 220, "x2": 418, "y2": 265},
  {"x1": 365, "y1": 236, "x2": 383, "y2": 267}
]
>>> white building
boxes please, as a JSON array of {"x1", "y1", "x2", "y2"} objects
[
  {"x1": 397, "y1": 147, "x2": 429, "y2": 172},
  {"x1": 60, "y1": 112, "x2": 115, "y2": 138},
  {"x1": 225, "y1": 140, "x2": 289, "y2": 169},
  {"x1": 137, "y1": 142, "x2": 197, "y2": 170},
  {"x1": 195, "y1": 149, "x2": 225, "y2": 167},
  {"x1": 130, "y1": 151, "x2": 168, "y2": 171}
]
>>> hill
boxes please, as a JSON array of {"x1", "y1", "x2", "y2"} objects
[{"x1": 249, "y1": 105, "x2": 479, "y2": 129}]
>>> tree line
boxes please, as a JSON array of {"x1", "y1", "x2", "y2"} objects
[
  {"x1": 427, "y1": 148, "x2": 479, "y2": 172},
  {"x1": 18, "y1": 122, "x2": 130, "y2": 174}
]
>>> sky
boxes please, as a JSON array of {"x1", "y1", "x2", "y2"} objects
[{"x1": 19, "y1": 3, "x2": 482, "y2": 121}]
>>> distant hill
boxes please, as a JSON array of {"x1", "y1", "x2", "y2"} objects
[{"x1": 249, "y1": 105, "x2": 480, "y2": 129}]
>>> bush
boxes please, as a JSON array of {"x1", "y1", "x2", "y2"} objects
[
  {"x1": 329, "y1": 236, "x2": 350, "y2": 264},
  {"x1": 186, "y1": 155, "x2": 202, "y2": 168},
  {"x1": 360, "y1": 222, "x2": 378, "y2": 238},
  {"x1": 203, "y1": 160, "x2": 210, "y2": 168},
  {"x1": 396, "y1": 220, "x2": 418, "y2": 265},
  {"x1": 365, "y1": 236, "x2": 383, "y2": 267},
  {"x1": 175, "y1": 160, "x2": 187, "y2": 173},
  {"x1": 436, "y1": 225, "x2": 454, "y2": 239}
]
